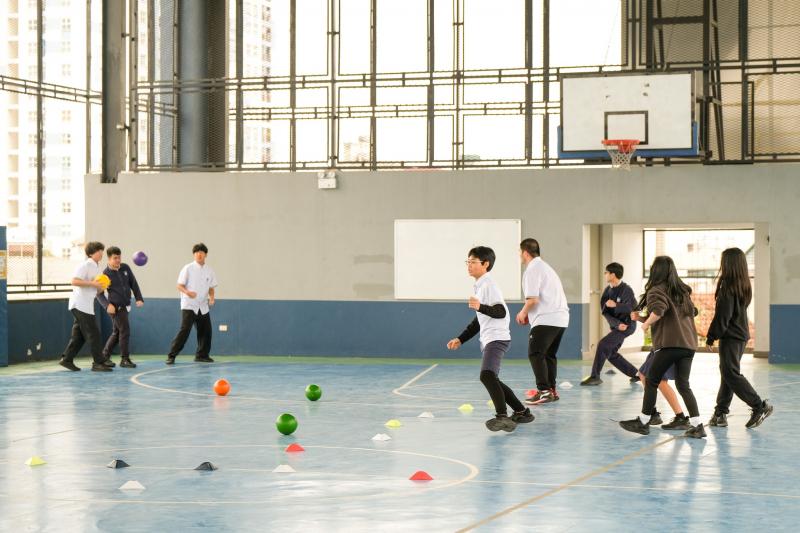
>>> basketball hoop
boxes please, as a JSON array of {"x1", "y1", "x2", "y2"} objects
[{"x1": 602, "y1": 139, "x2": 640, "y2": 170}]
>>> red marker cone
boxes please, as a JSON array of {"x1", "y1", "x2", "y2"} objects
[
  {"x1": 525, "y1": 389, "x2": 538, "y2": 398},
  {"x1": 409, "y1": 470, "x2": 433, "y2": 481},
  {"x1": 285, "y1": 443, "x2": 305, "y2": 453}
]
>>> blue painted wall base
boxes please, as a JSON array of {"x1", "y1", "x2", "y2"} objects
[
  {"x1": 0, "y1": 226, "x2": 7, "y2": 367},
  {"x1": 9, "y1": 299, "x2": 800, "y2": 363},
  {"x1": 8, "y1": 298, "x2": 584, "y2": 362},
  {"x1": 770, "y1": 305, "x2": 800, "y2": 364}
]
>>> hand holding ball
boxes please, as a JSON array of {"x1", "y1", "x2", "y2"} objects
[{"x1": 94, "y1": 274, "x2": 111, "y2": 290}]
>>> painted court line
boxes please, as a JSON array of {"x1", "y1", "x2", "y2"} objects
[
  {"x1": 767, "y1": 379, "x2": 800, "y2": 389},
  {"x1": 29, "y1": 443, "x2": 479, "y2": 505},
  {"x1": 392, "y1": 364, "x2": 439, "y2": 398},
  {"x1": 130, "y1": 364, "x2": 444, "y2": 409},
  {"x1": 455, "y1": 436, "x2": 678, "y2": 532},
  {"x1": 466, "y1": 479, "x2": 800, "y2": 500}
]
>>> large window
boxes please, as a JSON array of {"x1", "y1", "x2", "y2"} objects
[
  {"x1": 0, "y1": 0, "x2": 102, "y2": 290},
  {"x1": 133, "y1": 0, "x2": 627, "y2": 172}
]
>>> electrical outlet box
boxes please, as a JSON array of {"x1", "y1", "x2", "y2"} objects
[{"x1": 318, "y1": 176, "x2": 337, "y2": 189}]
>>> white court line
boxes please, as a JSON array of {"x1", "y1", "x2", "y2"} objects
[
  {"x1": 130, "y1": 363, "x2": 449, "y2": 410},
  {"x1": 392, "y1": 364, "x2": 439, "y2": 398},
  {"x1": 465, "y1": 479, "x2": 800, "y2": 500},
  {"x1": 22, "y1": 443, "x2": 479, "y2": 506},
  {"x1": 455, "y1": 436, "x2": 677, "y2": 532},
  {"x1": 766, "y1": 380, "x2": 800, "y2": 389}
]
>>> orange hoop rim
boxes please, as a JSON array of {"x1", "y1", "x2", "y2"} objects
[{"x1": 601, "y1": 139, "x2": 640, "y2": 154}]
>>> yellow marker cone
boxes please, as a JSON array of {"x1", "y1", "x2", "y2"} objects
[
  {"x1": 384, "y1": 419, "x2": 402, "y2": 428},
  {"x1": 458, "y1": 403, "x2": 474, "y2": 413},
  {"x1": 486, "y1": 400, "x2": 495, "y2": 408},
  {"x1": 25, "y1": 456, "x2": 46, "y2": 466}
]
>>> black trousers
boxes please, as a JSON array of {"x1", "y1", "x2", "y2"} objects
[
  {"x1": 168, "y1": 310, "x2": 212, "y2": 358},
  {"x1": 643, "y1": 347, "x2": 699, "y2": 418},
  {"x1": 715, "y1": 339, "x2": 762, "y2": 413},
  {"x1": 62, "y1": 309, "x2": 105, "y2": 364},
  {"x1": 102, "y1": 306, "x2": 131, "y2": 358},
  {"x1": 590, "y1": 328, "x2": 638, "y2": 378},
  {"x1": 528, "y1": 325, "x2": 565, "y2": 391}
]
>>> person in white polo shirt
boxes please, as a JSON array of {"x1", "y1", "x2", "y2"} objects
[
  {"x1": 166, "y1": 243, "x2": 218, "y2": 364},
  {"x1": 59, "y1": 241, "x2": 113, "y2": 372},
  {"x1": 447, "y1": 246, "x2": 534, "y2": 432},
  {"x1": 515, "y1": 238, "x2": 569, "y2": 404}
]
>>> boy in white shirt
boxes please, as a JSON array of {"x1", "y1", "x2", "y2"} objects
[
  {"x1": 516, "y1": 238, "x2": 569, "y2": 405},
  {"x1": 59, "y1": 241, "x2": 113, "y2": 372},
  {"x1": 447, "y1": 246, "x2": 534, "y2": 432},
  {"x1": 166, "y1": 243, "x2": 218, "y2": 364}
]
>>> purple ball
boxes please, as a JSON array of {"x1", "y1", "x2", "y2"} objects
[{"x1": 132, "y1": 251, "x2": 148, "y2": 266}]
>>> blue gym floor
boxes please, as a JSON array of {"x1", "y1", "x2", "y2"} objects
[{"x1": 1, "y1": 353, "x2": 798, "y2": 532}]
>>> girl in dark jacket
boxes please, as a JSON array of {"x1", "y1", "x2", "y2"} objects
[
  {"x1": 619, "y1": 256, "x2": 705, "y2": 438},
  {"x1": 706, "y1": 247, "x2": 773, "y2": 429}
]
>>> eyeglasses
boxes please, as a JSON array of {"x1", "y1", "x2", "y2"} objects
[{"x1": 465, "y1": 260, "x2": 484, "y2": 265}]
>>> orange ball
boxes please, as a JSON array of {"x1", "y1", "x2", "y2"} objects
[{"x1": 213, "y1": 379, "x2": 230, "y2": 396}]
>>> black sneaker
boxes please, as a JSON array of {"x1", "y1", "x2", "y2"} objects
[
  {"x1": 120, "y1": 357, "x2": 137, "y2": 368},
  {"x1": 708, "y1": 412, "x2": 728, "y2": 427},
  {"x1": 619, "y1": 417, "x2": 650, "y2": 435},
  {"x1": 629, "y1": 375, "x2": 641, "y2": 383},
  {"x1": 648, "y1": 411, "x2": 663, "y2": 426},
  {"x1": 580, "y1": 376, "x2": 603, "y2": 386},
  {"x1": 685, "y1": 423, "x2": 707, "y2": 439},
  {"x1": 194, "y1": 356, "x2": 215, "y2": 363},
  {"x1": 661, "y1": 414, "x2": 691, "y2": 430},
  {"x1": 91, "y1": 363, "x2": 113, "y2": 372},
  {"x1": 511, "y1": 408, "x2": 535, "y2": 423},
  {"x1": 746, "y1": 401, "x2": 773, "y2": 429},
  {"x1": 486, "y1": 415, "x2": 517, "y2": 432},
  {"x1": 59, "y1": 358, "x2": 80, "y2": 371},
  {"x1": 525, "y1": 390, "x2": 555, "y2": 405}
]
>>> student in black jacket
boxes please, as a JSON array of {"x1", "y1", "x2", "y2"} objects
[
  {"x1": 96, "y1": 246, "x2": 144, "y2": 368},
  {"x1": 581, "y1": 263, "x2": 639, "y2": 385},
  {"x1": 706, "y1": 248, "x2": 773, "y2": 429}
]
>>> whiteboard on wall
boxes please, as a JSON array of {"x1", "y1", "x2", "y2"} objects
[{"x1": 394, "y1": 219, "x2": 522, "y2": 300}]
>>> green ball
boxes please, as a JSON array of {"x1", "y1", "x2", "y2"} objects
[
  {"x1": 305, "y1": 384, "x2": 322, "y2": 401},
  {"x1": 276, "y1": 413, "x2": 298, "y2": 435}
]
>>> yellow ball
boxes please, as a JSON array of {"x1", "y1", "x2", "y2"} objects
[{"x1": 95, "y1": 273, "x2": 111, "y2": 290}]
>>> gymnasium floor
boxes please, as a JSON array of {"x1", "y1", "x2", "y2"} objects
[{"x1": 1, "y1": 353, "x2": 797, "y2": 532}]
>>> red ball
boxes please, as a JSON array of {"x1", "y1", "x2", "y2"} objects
[{"x1": 214, "y1": 379, "x2": 231, "y2": 396}]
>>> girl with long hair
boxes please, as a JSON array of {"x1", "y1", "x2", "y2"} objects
[
  {"x1": 706, "y1": 248, "x2": 773, "y2": 428},
  {"x1": 619, "y1": 256, "x2": 705, "y2": 438}
]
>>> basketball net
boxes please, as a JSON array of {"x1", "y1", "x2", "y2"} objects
[{"x1": 602, "y1": 139, "x2": 640, "y2": 171}]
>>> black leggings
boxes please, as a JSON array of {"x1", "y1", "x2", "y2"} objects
[
  {"x1": 480, "y1": 370, "x2": 525, "y2": 416},
  {"x1": 715, "y1": 339, "x2": 762, "y2": 413},
  {"x1": 643, "y1": 347, "x2": 699, "y2": 418}
]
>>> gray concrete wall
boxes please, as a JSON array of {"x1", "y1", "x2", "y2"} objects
[{"x1": 85, "y1": 164, "x2": 799, "y2": 304}]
